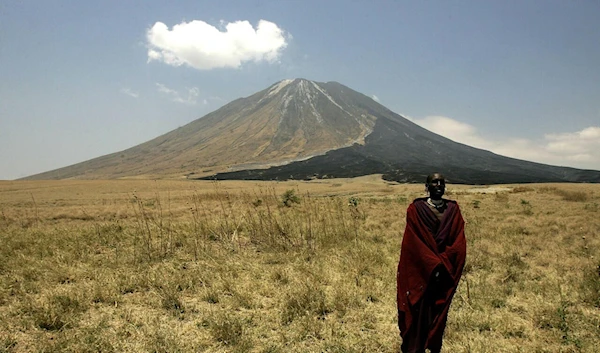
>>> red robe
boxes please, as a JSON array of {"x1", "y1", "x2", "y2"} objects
[{"x1": 397, "y1": 198, "x2": 466, "y2": 353}]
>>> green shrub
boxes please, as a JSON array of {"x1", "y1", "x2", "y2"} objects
[
  {"x1": 520, "y1": 199, "x2": 533, "y2": 215},
  {"x1": 281, "y1": 189, "x2": 300, "y2": 207}
]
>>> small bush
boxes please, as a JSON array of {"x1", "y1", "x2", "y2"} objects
[
  {"x1": 520, "y1": 199, "x2": 533, "y2": 215},
  {"x1": 281, "y1": 189, "x2": 300, "y2": 207}
]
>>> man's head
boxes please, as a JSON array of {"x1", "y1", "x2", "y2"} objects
[{"x1": 426, "y1": 173, "x2": 445, "y2": 200}]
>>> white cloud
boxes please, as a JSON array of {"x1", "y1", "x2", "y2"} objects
[
  {"x1": 156, "y1": 83, "x2": 177, "y2": 95},
  {"x1": 409, "y1": 116, "x2": 487, "y2": 149},
  {"x1": 409, "y1": 115, "x2": 600, "y2": 170},
  {"x1": 371, "y1": 95, "x2": 380, "y2": 102},
  {"x1": 156, "y1": 83, "x2": 200, "y2": 105},
  {"x1": 542, "y1": 127, "x2": 600, "y2": 165},
  {"x1": 120, "y1": 88, "x2": 139, "y2": 98},
  {"x1": 146, "y1": 19, "x2": 289, "y2": 70}
]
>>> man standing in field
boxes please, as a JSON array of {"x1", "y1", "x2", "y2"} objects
[{"x1": 397, "y1": 173, "x2": 467, "y2": 353}]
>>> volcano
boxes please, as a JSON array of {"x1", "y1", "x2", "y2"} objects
[{"x1": 24, "y1": 79, "x2": 600, "y2": 184}]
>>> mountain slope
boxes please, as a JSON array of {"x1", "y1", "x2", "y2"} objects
[
  {"x1": 25, "y1": 79, "x2": 378, "y2": 180},
  {"x1": 24, "y1": 79, "x2": 600, "y2": 183},
  {"x1": 198, "y1": 93, "x2": 600, "y2": 184}
]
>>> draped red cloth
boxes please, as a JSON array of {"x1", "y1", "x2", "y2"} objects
[{"x1": 397, "y1": 198, "x2": 466, "y2": 353}]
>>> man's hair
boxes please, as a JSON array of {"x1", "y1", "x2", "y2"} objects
[{"x1": 426, "y1": 173, "x2": 445, "y2": 184}]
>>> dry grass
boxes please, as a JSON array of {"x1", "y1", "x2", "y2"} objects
[{"x1": 0, "y1": 178, "x2": 599, "y2": 352}]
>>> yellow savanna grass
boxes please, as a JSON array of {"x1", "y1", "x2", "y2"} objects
[{"x1": 0, "y1": 178, "x2": 598, "y2": 352}]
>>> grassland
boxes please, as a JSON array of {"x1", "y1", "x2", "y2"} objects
[{"x1": 0, "y1": 176, "x2": 598, "y2": 352}]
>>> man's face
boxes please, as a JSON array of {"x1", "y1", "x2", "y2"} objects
[{"x1": 427, "y1": 174, "x2": 445, "y2": 200}]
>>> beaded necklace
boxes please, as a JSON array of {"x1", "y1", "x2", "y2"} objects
[{"x1": 427, "y1": 197, "x2": 445, "y2": 209}]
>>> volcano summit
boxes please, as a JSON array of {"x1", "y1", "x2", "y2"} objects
[{"x1": 25, "y1": 79, "x2": 600, "y2": 184}]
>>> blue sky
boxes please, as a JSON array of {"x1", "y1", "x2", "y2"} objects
[{"x1": 1, "y1": 0, "x2": 599, "y2": 180}]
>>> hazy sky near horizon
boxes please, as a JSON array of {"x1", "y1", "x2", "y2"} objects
[{"x1": 1, "y1": 0, "x2": 599, "y2": 180}]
